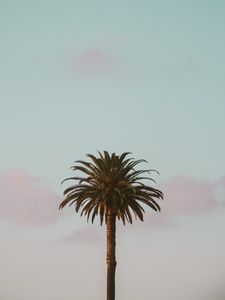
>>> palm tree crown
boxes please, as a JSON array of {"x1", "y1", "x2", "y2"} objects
[{"x1": 59, "y1": 151, "x2": 163, "y2": 224}]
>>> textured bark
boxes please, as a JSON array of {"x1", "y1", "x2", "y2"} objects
[{"x1": 106, "y1": 213, "x2": 116, "y2": 300}]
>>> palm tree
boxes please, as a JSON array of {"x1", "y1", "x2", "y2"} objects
[{"x1": 59, "y1": 151, "x2": 163, "y2": 300}]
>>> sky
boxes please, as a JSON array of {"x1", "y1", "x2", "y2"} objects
[{"x1": 0, "y1": 0, "x2": 225, "y2": 299}]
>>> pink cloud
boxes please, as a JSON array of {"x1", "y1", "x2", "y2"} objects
[
  {"x1": 0, "y1": 170, "x2": 60, "y2": 226},
  {"x1": 72, "y1": 48, "x2": 126, "y2": 75},
  {"x1": 138, "y1": 175, "x2": 225, "y2": 228},
  {"x1": 161, "y1": 175, "x2": 217, "y2": 215},
  {"x1": 2, "y1": 170, "x2": 223, "y2": 229}
]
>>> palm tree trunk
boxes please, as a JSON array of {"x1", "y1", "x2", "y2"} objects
[{"x1": 106, "y1": 213, "x2": 116, "y2": 300}]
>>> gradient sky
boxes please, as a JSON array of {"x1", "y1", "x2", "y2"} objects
[{"x1": 0, "y1": 1, "x2": 225, "y2": 300}]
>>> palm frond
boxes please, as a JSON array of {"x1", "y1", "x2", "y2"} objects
[{"x1": 59, "y1": 151, "x2": 163, "y2": 224}]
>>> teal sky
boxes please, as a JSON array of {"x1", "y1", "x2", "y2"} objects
[{"x1": 0, "y1": 1, "x2": 225, "y2": 300}]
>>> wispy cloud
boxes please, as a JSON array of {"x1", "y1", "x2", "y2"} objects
[
  {"x1": 58, "y1": 228, "x2": 102, "y2": 245},
  {"x1": 161, "y1": 175, "x2": 219, "y2": 215},
  {"x1": 70, "y1": 47, "x2": 127, "y2": 76},
  {"x1": 142, "y1": 175, "x2": 225, "y2": 228},
  {"x1": 0, "y1": 170, "x2": 60, "y2": 226},
  {"x1": 1, "y1": 170, "x2": 224, "y2": 229}
]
